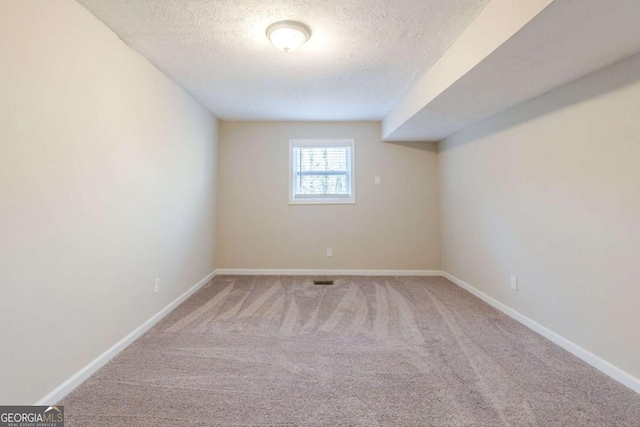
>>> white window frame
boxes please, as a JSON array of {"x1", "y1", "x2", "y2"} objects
[{"x1": 289, "y1": 138, "x2": 356, "y2": 205}]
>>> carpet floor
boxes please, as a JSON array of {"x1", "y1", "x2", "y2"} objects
[{"x1": 61, "y1": 275, "x2": 640, "y2": 426}]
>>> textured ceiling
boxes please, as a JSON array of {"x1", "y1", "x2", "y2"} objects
[{"x1": 76, "y1": 0, "x2": 488, "y2": 121}]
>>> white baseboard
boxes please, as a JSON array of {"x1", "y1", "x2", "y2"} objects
[
  {"x1": 441, "y1": 271, "x2": 640, "y2": 395},
  {"x1": 35, "y1": 270, "x2": 217, "y2": 405},
  {"x1": 36, "y1": 268, "x2": 638, "y2": 404},
  {"x1": 216, "y1": 269, "x2": 443, "y2": 276}
]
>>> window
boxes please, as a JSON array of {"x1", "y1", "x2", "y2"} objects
[{"x1": 289, "y1": 139, "x2": 355, "y2": 204}]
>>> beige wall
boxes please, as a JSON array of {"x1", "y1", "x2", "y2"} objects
[
  {"x1": 440, "y1": 53, "x2": 640, "y2": 379},
  {"x1": 217, "y1": 121, "x2": 439, "y2": 270},
  {"x1": 0, "y1": 0, "x2": 218, "y2": 404}
]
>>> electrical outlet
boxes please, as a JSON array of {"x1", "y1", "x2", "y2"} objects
[
  {"x1": 326, "y1": 248, "x2": 332, "y2": 257},
  {"x1": 154, "y1": 278, "x2": 160, "y2": 294},
  {"x1": 510, "y1": 276, "x2": 518, "y2": 291},
  {"x1": 374, "y1": 176, "x2": 381, "y2": 185}
]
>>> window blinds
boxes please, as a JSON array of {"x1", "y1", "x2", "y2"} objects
[{"x1": 292, "y1": 145, "x2": 352, "y2": 198}]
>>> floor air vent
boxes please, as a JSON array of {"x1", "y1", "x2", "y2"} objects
[{"x1": 313, "y1": 278, "x2": 334, "y2": 285}]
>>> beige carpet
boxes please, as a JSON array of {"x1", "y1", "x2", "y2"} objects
[{"x1": 61, "y1": 275, "x2": 640, "y2": 426}]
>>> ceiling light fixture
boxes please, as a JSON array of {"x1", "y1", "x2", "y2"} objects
[{"x1": 266, "y1": 20, "x2": 311, "y2": 53}]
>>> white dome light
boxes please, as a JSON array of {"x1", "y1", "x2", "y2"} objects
[{"x1": 266, "y1": 21, "x2": 311, "y2": 53}]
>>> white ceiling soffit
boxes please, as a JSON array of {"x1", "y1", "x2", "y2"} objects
[
  {"x1": 382, "y1": 0, "x2": 640, "y2": 141},
  {"x1": 75, "y1": 0, "x2": 488, "y2": 121}
]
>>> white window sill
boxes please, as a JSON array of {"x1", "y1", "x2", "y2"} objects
[{"x1": 289, "y1": 198, "x2": 356, "y2": 205}]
